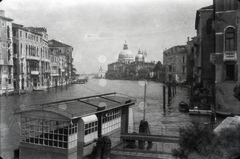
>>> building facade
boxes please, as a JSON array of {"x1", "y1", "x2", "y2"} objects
[
  {"x1": 12, "y1": 23, "x2": 50, "y2": 91},
  {"x1": 48, "y1": 40, "x2": 73, "y2": 84},
  {"x1": 163, "y1": 45, "x2": 188, "y2": 83},
  {"x1": 195, "y1": 5, "x2": 215, "y2": 86},
  {"x1": 213, "y1": 0, "x2": 240, "y2": 113},
  {"x1": 0, "y1": 10, "x2": 14, "y2": 94}
]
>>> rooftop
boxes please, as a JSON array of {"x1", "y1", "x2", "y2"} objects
[
  {"x1": 49, "y1": 39, "x2": 72, "y2": 48},
  {"x1": 14, "y1": 93, "x2": 136, "y2": 120}
]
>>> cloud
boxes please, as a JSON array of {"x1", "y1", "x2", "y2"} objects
[{"x1": 83, "y1": 31, "x2": 115, "y2": 41}]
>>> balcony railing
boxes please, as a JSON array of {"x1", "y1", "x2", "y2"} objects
[
  {"x1": 26, "y1": 55, "x2": 40, "y2": 61},
  {"x1": 223, "y1": 51, "x2": 237, "y2": 62},
  {"x1": 31, "y1": 71, "x2": 39, "y2": 75},
  {"x1": 51, "y1": 73, "x2": 59, "y2": 76},
  {"x1": 41, "y1": 57, "x2": 50, "y2": 62}
]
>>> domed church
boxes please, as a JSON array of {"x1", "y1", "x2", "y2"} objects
[
  {"x1": 135, "y1": 49, "x2": 147, "y2": 62},
  {"x1": 106, "y1": 41, "x2": 155, "y2": 80},
  {"x1": 118, "y1": 41, "x2": 134, "y2": 64}
]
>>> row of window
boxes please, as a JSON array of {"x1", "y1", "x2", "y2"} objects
[
  {"x1": 85, "y1": 121, "x2": 98, "y2": 135},
  {"x1": 20, "y1": 117, "x2": 78, "y2": 149},
  {"x1": 23, "y1": 137, "x2": 68, "y2": 149},
  {"x1": 13, "y1": 43, "x2": 49, "y2": 58},
  {"x1": 167, "y1": 65, "x2": 185, "y2": 74},
  {"x1": 102, "y1": 109, "x2": 121, "y2": 123},
  {"x1": 102, "y1": 109, "x2": 121, "y2": 135},
  {"x1": 13, "y1": 30, "x2": 42, "y2": 43},
  {"x1": 102, "y1": 118, "x2": 121, "y2": 135}
]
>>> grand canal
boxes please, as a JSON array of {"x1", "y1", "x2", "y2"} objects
[{"x1": 0, "y1": 79, "x2": 220, "y2": 158}]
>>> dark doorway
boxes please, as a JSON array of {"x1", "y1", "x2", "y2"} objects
[
  {"x1": 14, "y1": 80, "x2": 16, "y2": 89},
  {"x1": 22, "y1": 78, "x2": 24, "y2": 90},
  {"x1": 33, "y1": 78, "x2": 37, "y2": 87},
  {"x1": 226, "y1": 64, "x2": 235, "y2": 80}
]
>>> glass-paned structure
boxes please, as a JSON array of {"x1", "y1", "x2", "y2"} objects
[
  {"x1": 102, "y1": 109, "x2": 121, "y2": 135},
  {"x1": 83, "y1": 115, "x2": 98, "y2": 144},
  {"x1": 20, "y1": 117, "x2": 78, "y2": 149}
]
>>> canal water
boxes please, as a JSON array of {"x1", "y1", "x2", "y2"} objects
[{"x1": 0, "y1": 79, "x2": 220, "y2": 158}]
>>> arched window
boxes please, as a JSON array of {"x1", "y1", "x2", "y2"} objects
[
  {"x1": 206, "y1": 18, "x2": 213, "y2": 35},
  {"x1": 225, "y1": 27, "x2": 235, "y2": 51}
]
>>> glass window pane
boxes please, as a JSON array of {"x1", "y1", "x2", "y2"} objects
[{"x1": 54, "y1": 141, "x2": 58, "y2": 147}]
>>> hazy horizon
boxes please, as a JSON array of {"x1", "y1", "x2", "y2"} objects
[{"x1": 0, "y1": 0, "x2": 213, "y2": 74}]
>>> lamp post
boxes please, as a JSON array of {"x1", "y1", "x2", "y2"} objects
[{"x1": 143, "y1": 80, "x2": 147, "y2": 121}]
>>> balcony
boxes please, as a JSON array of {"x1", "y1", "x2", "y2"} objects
[
  {"x1": 41, "y1": 57, "x2": 50, "y2": 62},
  {"x1": 223, "y1": 51, "x2": 237, "y2": 62},
  {"x1": 31, "y1": 71, "x2": 39, "y2": 75},
  {"x1": 51, "y1": 73, "x2": 59, "y2": 76},
  {"x1": 26, "y1": 55, "x2": 40, "y2": 61}
]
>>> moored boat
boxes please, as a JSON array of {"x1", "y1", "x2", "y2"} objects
[
  {"x1": 178, "y1": 101, "x2": 189, "y2": 112},
  {"x1": 189, "y1": 107, "x2": 213, "y2": 115}
]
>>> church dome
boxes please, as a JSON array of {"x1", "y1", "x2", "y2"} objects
[
  {"x1": 135, "y1": 50, "x2": 144, "y2": 61},
  {"x1": 118, "y1": 42, "x2": 134, "y2": 63}
]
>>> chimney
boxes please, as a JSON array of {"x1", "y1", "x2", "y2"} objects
[
  {"x1": 0, "y1": 10, "x2": 5, "y2": 17},
  {"x1": 187, "y1": 37, "x2": 189, "y2": 42}
]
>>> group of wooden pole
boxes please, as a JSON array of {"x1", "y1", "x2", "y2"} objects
[{"x1": 163, "y1": 82, "x2": 177, "y2": 115}]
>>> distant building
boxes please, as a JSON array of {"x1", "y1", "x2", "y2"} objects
[
  {"x1": 106, "y1": 42, "x2": 155, "y2": 80},
  {"x1": 97, "y1": 67, "x2": 105, "y2": 78},
  {"x1": 163, "y1": 45, "x2": 188, "y2": 83},
  {"x1": 118, "y1": 42, "x2": 134, "y2": 64},
  {"x1": 48, "y1": 39, "x2": 73, "y2": 84},
  {"x1": 49, "y1": 48, "x2": 61, "y2": 87},
  {"x1": 0, "y1": 10, "x2": 14, "y2": 94}
]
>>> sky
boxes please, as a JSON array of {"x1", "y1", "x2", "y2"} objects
[{"x1": 0, "y1": 0, "x2": 212, "y2": 74}]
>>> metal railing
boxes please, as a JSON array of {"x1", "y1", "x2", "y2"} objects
[{"x1": 223, "y1": 51, "x2": 237, "y2": 61}]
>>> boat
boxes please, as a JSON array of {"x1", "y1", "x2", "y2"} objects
[
  {"x1": 178, "y1": 101, "x2": 189, "y2": 112},
  {"x1": 73, "y1": 78, "x2": 87, "y2": 84},
  {"x1": 33, "y1": 86, "x2": 47, "y2": 91},
  {"x1": 215, "y1": 110, "x2": 234, "y2": 118},
  {"x1": 189, "y1": 107, "x2": 213, "y2": 115},
  {"x1": 33, "y1": 87, "x2": 46, "y2": 91}
]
